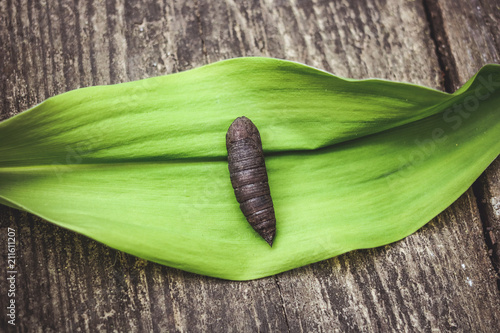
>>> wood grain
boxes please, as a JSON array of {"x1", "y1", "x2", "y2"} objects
[{"x1": 0, "y1": 0, "x2": 499, "y2": 331}]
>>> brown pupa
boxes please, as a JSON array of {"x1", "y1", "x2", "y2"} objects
[{"x1": 226, "y1": 116, "x2": 276, "y2": 246}]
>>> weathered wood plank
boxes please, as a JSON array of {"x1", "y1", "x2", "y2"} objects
[
  {"x1": 432, "y1": 0, "x2": 500, "y2": 281},
  {"x1": 1, "y1": 0, "x2": 290, "y2": 331},
  {"x1": 0, "y1": 0, "x2": 499, "y2": 332}
]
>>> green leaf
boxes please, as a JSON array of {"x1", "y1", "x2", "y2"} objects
[{"x1": 0, "y1": 57, "x2": 499, "y2": 280}]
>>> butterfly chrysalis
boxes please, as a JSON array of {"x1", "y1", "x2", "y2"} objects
[{"x1": 226, "y1": 116, "x2": 276, "y2": 246}]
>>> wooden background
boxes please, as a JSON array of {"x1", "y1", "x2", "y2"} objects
[{"x1": 1, "y1": 0, "x2": 499, "y2": 331}]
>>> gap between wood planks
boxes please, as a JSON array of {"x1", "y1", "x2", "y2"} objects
[
  {"x1": 422, "y1": 0, "x2": 459, "y2": 93},
  {"x1": 473, "y1": 180, "x2": 500, "y2": 291},
  {"x1": 422, "y1": 0, "x2": 500, "y2": 291}
]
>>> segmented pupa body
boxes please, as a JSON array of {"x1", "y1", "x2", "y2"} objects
[{"x1": 226, "y1": 116, "x2": 276, "y2": 246}]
